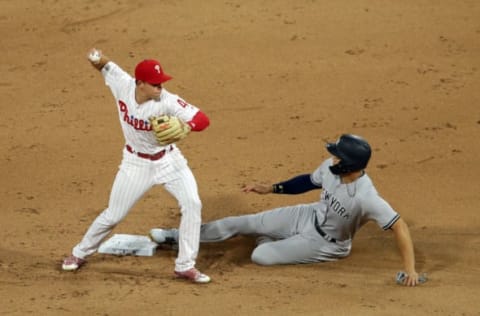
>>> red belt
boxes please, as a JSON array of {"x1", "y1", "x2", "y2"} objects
[{"x1": 126, "y1": 144, "x2": 171, "y2": 161}]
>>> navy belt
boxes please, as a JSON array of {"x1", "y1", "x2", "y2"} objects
[{"x1": 314, "y1": 215, "x2": 337, "y2": 243}]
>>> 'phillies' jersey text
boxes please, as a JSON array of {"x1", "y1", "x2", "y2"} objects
[{"x1": 118, "y1": 101, "x2": 152, "y2": 131}]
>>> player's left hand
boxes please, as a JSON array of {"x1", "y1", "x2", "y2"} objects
[
  {"x1": 403, "y1": 271, "x2": 419, "y2": 286},
  {"x1": 149, "y1": 115, "x2": 191, "y2": 145},
  {"x1": 396, "y1": 271, "x2": 427, "y2": 287}
]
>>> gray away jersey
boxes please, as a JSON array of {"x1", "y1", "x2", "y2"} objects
[{"x1": 311, "y1": 158, "x2": 400, "y2": 241}]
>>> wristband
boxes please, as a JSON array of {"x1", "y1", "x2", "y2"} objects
[{"x1": 272, "y1": 184, "x2": 284, "y2": 194}]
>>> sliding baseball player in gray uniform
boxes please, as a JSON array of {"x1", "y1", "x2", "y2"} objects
[{"x1": 150, "y1": 134, "x2": 423, "y2": 286}]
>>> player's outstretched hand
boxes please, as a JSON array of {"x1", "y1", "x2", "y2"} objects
[
  {"x1": 87, "y1": 48, "x2": 109, "y2": 71},
  {"x1": 404, "y1": 271, "x2": 420, "y2": 286},
  {"x1": 87, "y1": 48, "x2": 102, "y2": 64},
  {"x1": 396, "y1": 270, "x2": 427, "y2": 287},
  {"x1": 242, "y1": 184, "x2": 273, "y2": 194}
]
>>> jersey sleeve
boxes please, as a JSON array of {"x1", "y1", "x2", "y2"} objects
[
  {"x1": 311, "y1": 158, "x2": 333, "y2": 187},
  {"x1": 101, "y1": 62, "x2": 133, "y2": 99},
  {"x1": 361, "y1": 193, "x2": 400, "y2": 230},
  {"x1": 162, "y1": 92, "x2": 200, "y2": 122}
]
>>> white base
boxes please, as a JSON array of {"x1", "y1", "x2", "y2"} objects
[{"x1": 98, "y1": 234, "x2": 158, "y2": 256}]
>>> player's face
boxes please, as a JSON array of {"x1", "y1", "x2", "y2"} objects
[{"x1": 139, "y1": 81, "x2": 162, "y2": 100}]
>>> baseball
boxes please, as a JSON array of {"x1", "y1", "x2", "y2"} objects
[{"x1": 88, "y1": 50, "x2": 101, "y2": 64}]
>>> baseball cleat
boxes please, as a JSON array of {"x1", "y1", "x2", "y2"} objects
[
  {"x1": 149, "y1": 228, "x2": 177, "y2": 244},
  {"x1": 62, "y1": 255, "x2": 86, "y2": 271},
  {"x1": 174, "y1": 268, "x2": 211, "y2": 284}
]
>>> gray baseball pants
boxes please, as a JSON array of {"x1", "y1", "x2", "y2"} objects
[{"x1": 199, "y1": 203, "x2": 351, "y2": 265}]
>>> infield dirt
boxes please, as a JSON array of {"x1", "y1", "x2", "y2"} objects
[{"x1": 1, "y1": 1, "x2": 479, "y2": 315}]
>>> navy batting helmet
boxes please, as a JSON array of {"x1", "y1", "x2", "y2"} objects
[{"x1": 326, "y1": 134, "x2": 372, "y2": 175}]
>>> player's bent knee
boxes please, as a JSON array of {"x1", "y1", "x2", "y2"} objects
[
  {"x1": 251, "y1": 247, "x2": 278, "y2": 266},
  {"x1": 180, "y1": 198, "x2": 202, "y2": 213}
]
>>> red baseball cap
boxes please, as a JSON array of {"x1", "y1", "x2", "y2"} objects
[{"x1": 134, "y1": 59, "x2": 172, "y2": 84}]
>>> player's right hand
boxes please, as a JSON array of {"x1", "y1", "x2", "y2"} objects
[
  {"x1": 242, "y1": 184, "x2": 273, "y2": 194},
  {"x1": 87, "y1": 48, "x2": 102, "y2": 64}
]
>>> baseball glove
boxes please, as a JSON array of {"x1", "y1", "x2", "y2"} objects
[{"x1": 149, "y1": 115, "x2": 191, "y2": 145}]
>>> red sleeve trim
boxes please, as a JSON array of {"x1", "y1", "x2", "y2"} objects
[{"x1": 187, "y1": 111, "x2": 210, "y2": 131}]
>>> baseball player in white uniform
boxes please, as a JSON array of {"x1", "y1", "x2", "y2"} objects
[
  {"x1": 62, "y1": 48, "x2": 211, "y2": 283},
  {"x1": 150, "y1": 134, "x2": 423, "y2": 286}
]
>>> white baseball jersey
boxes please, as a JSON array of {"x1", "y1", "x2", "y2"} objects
[
  {"x1": 311, "y1": 158, "x2": 399, "y2": 241},
  {"x1": 71, "y1": 61, "x2": 205, "y2": 273},
  {"x1": 102, "y1": 61, "x2": 200, "y2": 153}
]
